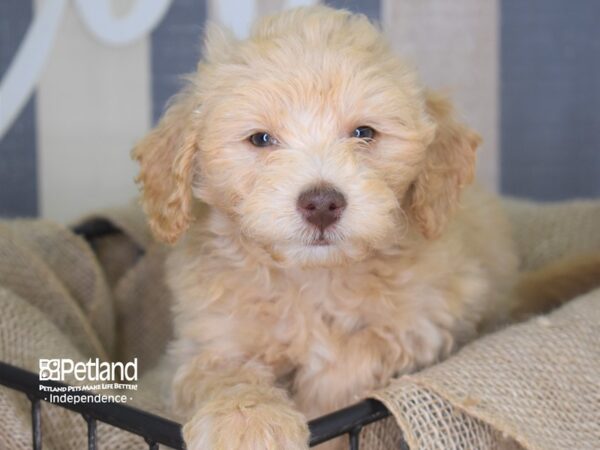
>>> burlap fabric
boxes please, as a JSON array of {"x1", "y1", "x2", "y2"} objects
[
  {"x1": 368, "y1": 287, "x2": 600, "y2": 450},
  {"x1": 0, "y1": 198, "x2": 598, "y2": 449}
]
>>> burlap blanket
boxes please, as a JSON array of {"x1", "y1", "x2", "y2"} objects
[{"x1": 0, "y1": 198, "x2": 599, "y2": 449}]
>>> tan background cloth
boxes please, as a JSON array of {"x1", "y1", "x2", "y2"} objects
[{"x1": 0, "y1": 198, "x2": 599, "y2": 449}]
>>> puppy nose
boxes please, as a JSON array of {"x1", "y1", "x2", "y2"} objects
[{"x1": 297, "y1": 186, "x2": 347, "y2": 231}]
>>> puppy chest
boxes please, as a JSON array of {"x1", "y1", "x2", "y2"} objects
[{"x1": 233, "y1": 276, "x2": 458, "y2": 383}]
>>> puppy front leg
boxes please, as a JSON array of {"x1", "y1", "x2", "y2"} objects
[
  {"x1": 294, "y1": 329, "x2": 399, "y2": 450},
  {"x1": 296, "y1": 328, "x2": 397, "y2": 418},
  {"x1": 172, "y1": 355, "x2": 309, "y2": 450}
]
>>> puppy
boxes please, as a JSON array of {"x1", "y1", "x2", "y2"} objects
[{"x1": 134, "y1": 6, "x2": 520, "y2": 449}]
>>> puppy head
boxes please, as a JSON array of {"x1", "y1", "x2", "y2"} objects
[{"x1": 133, "y1": 6, "x2": 479, "y2": 266}]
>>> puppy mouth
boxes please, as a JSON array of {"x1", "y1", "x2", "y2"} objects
[
  {"x1": 308, "y1": 232, "x2": 333, "y2": 246},
  {"x1": 311, "y1": 237, "x2": 330, "y2": 246}
]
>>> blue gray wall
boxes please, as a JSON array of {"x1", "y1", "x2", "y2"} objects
[
  {"x1": 151, "y1": 0, "x2": 207, "y2": 123},
  {"x1": 501, "y1": 0, "x2": 600, "y2": 200},
  {"x1": 0, "y1": 0, "x2": 38, "y2": 217},
  {"x1": 325, "y1": 0, "x2": 380, "y2": 21}
]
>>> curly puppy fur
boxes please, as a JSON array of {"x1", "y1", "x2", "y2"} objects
[{"x1": 133, "y1": 6, "x2": 519, "y2": 449}]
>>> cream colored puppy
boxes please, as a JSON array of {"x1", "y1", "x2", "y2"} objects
[{"x1": 134, "y1": 6, "x2": 519, "y2": 449}]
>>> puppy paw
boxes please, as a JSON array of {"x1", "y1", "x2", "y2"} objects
[{"x1": 183, "y1": 396, "x2": 309, "y2": 450}]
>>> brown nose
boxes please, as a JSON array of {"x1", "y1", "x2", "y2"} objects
[{"x1": 297, "y1": 186, "x2": 347, "y2": 231}]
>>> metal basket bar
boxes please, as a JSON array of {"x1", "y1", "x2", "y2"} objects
[
  {"x1": 307, "y1": 398, "x2": 390, "y2": 446},
  {"x1": 28, "y1": 396, "x2": 41, "y2": 450},
  {"x1": 349, "y1": 427, "x2": 361, "y2": 450},
  {"x1": 84, "y1": 415, "x2": 97, "y2": 450}
]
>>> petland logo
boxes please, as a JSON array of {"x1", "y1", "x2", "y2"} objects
[
  {"x1": 39, "y1": 358, "x2": 138, "y2": 382},
  {"x1": 39, "y1": 358, "x2": 138, "y2": 404}
]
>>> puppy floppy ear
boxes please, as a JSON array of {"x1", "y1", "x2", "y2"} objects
[
  {"x1": 409, "y1": 91, "x2": 481, "y2": 239},
  {"x1": 132, "y1": 89, "x2": 199, "y2": 244}
]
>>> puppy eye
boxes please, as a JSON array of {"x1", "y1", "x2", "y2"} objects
[
  {"x1": 249, "y1": 132, "x2": 277, "y2": 147},
  {"x1": 352, "y1": 126, "x2": 376, "y2": 140}
]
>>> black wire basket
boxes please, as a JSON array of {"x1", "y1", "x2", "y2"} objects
[{"x1": 0, "y1": 361, "x2": 393, "y2": 449}]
